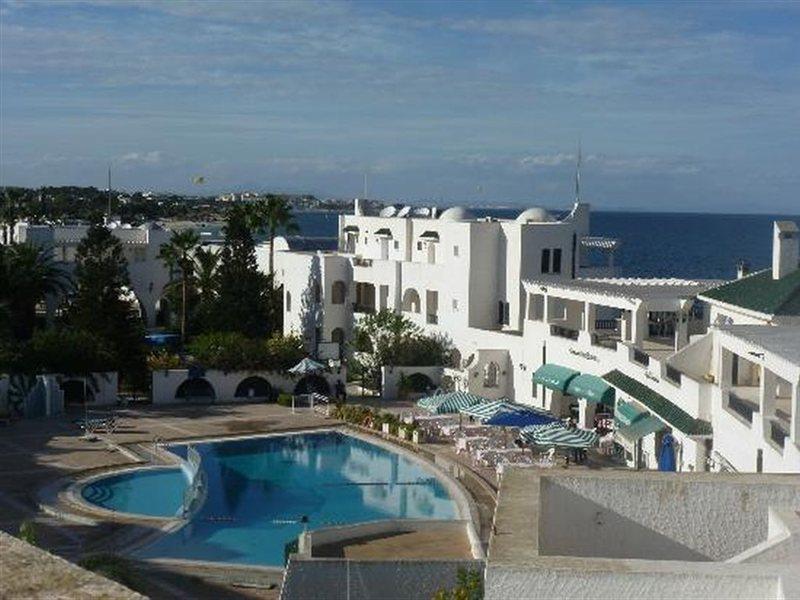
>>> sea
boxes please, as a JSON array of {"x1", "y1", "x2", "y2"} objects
[{"x1": 291, "y1": 209, "x2": 800, "y2": 281}]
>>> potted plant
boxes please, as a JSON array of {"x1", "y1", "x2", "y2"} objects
[
  {"x1": 398, "y1": 425, "x2": 408, "y2": 440},
  {"x1": 412, "y1": 428, "x2": 423, "y2": 444}
]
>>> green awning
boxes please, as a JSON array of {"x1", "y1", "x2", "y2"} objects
[
  {"x1": 532, "y1": 364, "x2": 579, "y2": 393},
  {"x1": 615, "y1": 400, "x2": 647, "y2": 427},
  {"x1": 616, "y1": 414, "x2": 666, "y2": 443},
  {"x1": 565, "y1": 374, "x2": 615, "y2": 405}
]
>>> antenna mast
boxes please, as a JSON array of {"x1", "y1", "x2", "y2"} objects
[
  {"x1": 107, "y1": 163, "x2": 112, "y2": 221},
  {"x1": 575, "y1": 142, "x2": 582, "y2": 203},
  {"x1": 363, "y1": 173, "x2": 368, "y2": 199}
]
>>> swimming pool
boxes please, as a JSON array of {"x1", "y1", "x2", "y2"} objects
[{"x1": 81, "y1": 430, "x2": 461, "y2": 566}]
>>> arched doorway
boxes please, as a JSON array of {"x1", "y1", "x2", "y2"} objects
[
  {"x1": 402, "y1": 288, "x2": 421, "y2": 313},
  {"x1": 331, "y1": 327, "x2": 345, "y2": 345},
  {"x1": 175, "y1": 378, "x2": 216, "y2": 402},
  {"x1": 62, "y1": 380, "x2": 95, "y2": 405},
  {"x1": 294, "y1": 375, "x2": 330, "y2": 396},
  {"x1": 331, "y1": 281, "x2": 347, "y2": 304},
  {"x1": 405, "y1": 372, "x2": 434, "y2": 393},
  {"x1": 235, "y1": 376, "x2": 273, "y2": 401}
]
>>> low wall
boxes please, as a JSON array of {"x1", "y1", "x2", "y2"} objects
[
  {"x1": 151, "y1": 369, "x2": 342, "y2": 405},
  {"x1": 298, "y1": 519, "x2": 484, "y2": 560},
  {"x1": 380, "y1": 366, "x2": 444, "y2": 401}
]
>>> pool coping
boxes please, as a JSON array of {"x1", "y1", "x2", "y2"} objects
[{"x1": 53, "y1": 426, "x2": 482, "y2": 570}]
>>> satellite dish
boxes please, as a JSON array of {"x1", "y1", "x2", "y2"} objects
[
  {"x1": 397, "y1": 206, "x2": 411, "y2": 218},
  {"x1": 379, "y1": 206, "x2": 397, "y2": 217}
]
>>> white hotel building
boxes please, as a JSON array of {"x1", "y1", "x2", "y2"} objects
[{"x1": 277, "y1": 201, "x2": 800, "y2": 475}]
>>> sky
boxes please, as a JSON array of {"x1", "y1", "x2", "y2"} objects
[{"x1": 1, "y1": 0, "x2": 799, "y2": 213}]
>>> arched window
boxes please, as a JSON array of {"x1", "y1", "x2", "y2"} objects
[
  {"x1": 402, "y1": 288, "x2": 421, "y2": 313},
  {"x1": 331, "y1": 281, "x2": 347, "y2": 304},
  {"x1": 331, "y1": 327, "x2": 345, "y2": 345},
  {"x1": 484, "y1": 362, "x2": 500, "y2": 388},
  {"x1": 175, "y1": 378, "x2": 216, "y2": 401},
  {"x1": 235, "y1": 376, "x2": 272, "y2": 400},
  {"x1": 449, "y1": 348, "x2": 462, "y2": 369},
  {"x1": 286, "y1": 291, "x2": 292, "y2": 312}
]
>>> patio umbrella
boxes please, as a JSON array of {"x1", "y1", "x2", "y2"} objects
[
  {"x1": 520, "y1": 422, "x2": 598, "y2": 448},
  {"x1": 288, "y1": 358, "x2": 326, "y2": 375},
  {"x1": 658, "y1": 433, "x2": 676, "y2": 472},
  {"x1": 417, "y1": 391, "x2": 484, "y2": 414},
  {"x1": 485, "y1": 410, "x2": 558, "y2": 428},
  {"x1": 459, "y1": 399, "x2": 521, "y2": 421}
]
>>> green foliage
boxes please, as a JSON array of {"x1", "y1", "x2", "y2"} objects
[
  {"x1": 209, "y1": 205, "x2": 279, "y2": 336},
  {"x1": 432, "y1": 568, "x2": 484, "y2": 600},
  {"x1": 146, "y1": 349, "x2": 182, "y2": 371},
  {"x1": 18, "y1": 520, "x2": 37, "y2": 546},
  {"x1": 78, "y1": 554, "x2": 145, "y2": 594},
  {"x1": 69, "y1": 224, "x2": 146, "y2": 384},
  {"x1": 158, "y1": 229, "x2": 201, "y2": 341},
  {"x1": 247, "y1": 195, "x2": 299, "y2": 275},
  {"x1": 277, "y1": 393, "x2": 293, "y2": 407},
  {"x1": 0, "y1": 243, "x2": 71, "y2": 341},
  {"x1": 186, "y1": 332, "x2": 305, "y2": 372},
  {"x1": 351, "y1": 310, "x2": 453, "y2": 391},
  {"x1": 15, "y1": 328, "x2": 114, "y2": 375}
]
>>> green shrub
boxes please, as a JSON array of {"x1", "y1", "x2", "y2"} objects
[
  {"x1": 277, "y1": 393, "x2": 293, "y2": 407},
  {"x1": 18, "y1": 520, "x2": 36, "y2": 546},
  {"x1": 78, "y1": 554, "x2": 145, "y2": 594}
]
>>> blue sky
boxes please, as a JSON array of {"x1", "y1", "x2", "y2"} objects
[{"x1": 1, "y1": 0, "x2": 799, "y2": 213}]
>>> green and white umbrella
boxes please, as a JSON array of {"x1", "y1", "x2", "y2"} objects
[
  {"x1": 288, "y1": 358, "x2": 326, "y2": 375},
  {"x1": 520, "y1": 422, "x2": 598, "y2": 448},
  {"x1": 460, "y1": 399, "x2": 526, "y2": 421},
  {"x1": 417, "y1": 391, "x2": 484, "y2": 414}
]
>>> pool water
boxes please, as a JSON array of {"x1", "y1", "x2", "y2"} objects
[
  {"x1": 81, "y1": 468, "x2": 187, "y2": 517},
  {"x1": 83, "y1": 431, "x2": 459, "y2": 566}
]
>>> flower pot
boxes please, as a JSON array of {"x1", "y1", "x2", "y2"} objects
[
  {"x1": 412, "y1": 430, "x2": 422, "y2": 444},
  {"x1": 398, "y1": 427, "x2": 408, "y2": 441},
  {"x1": 382, "y1": 423, "x2": 390, "y2": 435}
]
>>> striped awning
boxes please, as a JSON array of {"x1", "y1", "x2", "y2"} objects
[
  {"x1": 615, "y1": 400, "x2": 647, "y2": 427},
  {"x1": 566, "y1": 374, "x2": 615, "y2": 405},
  {"x1": 417, "y1": 391, "x2": 484, "y2": 414},
  {"x1": 520, "y1": 422, "x2": 598, "y2": 448},
  {"x1": 459, "y1": 399, "x2": 524, "y2": 421},
  {"x1": 616, "y1": 414, "x2": 666, "y2": 443},
  {"x1": 532, "y1": 364, "x2": 579, "y2": 392}
]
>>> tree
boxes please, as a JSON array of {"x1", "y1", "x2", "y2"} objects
[
  {"x1": 0, "y1": 243, "x2": 71, "y2": 341},
  {"x1": 69, "y1": 223, "x2": 146, "y2": 387},
  {"x1": 211, "y1": 205, "x2": 276, "y2": 336},
  {"x1": 248, "y1": 195, "x2": 299, "y2": 276},
  {"x1": 158, "y1": 230, "x2": 200, "y2": 343},
  {"x1": 432, "y1": 568, "x2": 483, "y2": 600}
]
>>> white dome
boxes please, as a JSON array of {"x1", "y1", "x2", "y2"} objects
[
  {"x1": 439, "y1": 206, "x2": 473, "y2": 222},
  {"x1": 516, "y1": 207, "x2": 553, "y2": 223}
]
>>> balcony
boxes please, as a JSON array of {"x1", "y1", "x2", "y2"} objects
[
  {"x1": 352, "y1": 302, "x2": 375, "y2": 314},
  {"x1": 550, "y1": 324, "x2": 579, "y2": 341},
  {"x1": 665, "y1": 364, "x2": 682, "y2": 385},
  {"x1": 728, "y1": 390, "x2": 758, "y2": 424},
  {"x1": 769, "y1": 419, "x2": 789, "y2": 449},
  {"x1": 632, "y1": 348, "x2": 650, "y2": 367},
  {"x1": 590, "y1": 332, "x2": 618, "y2": 350}
]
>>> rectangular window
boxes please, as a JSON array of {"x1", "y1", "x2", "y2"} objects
[
  {"x1": 453, "y1": 245, "x2": 459, "y2": 257},
  {"x1": 417, "y1": 241, "x2": 422, "y2": 251},
  {"x1": 498, "y1": 301, "x2": 510, "y2": 325},
  {"x1": 552, "y1": 248, "x2": 562, "y2": 274},
  {"x1": 541, "y1": 249, "x2": 551, "y2": 273},
  {"x1": 452, "y1": 298, "x2": 459, "y2": 312},
  {"x1": 393, "y1": 240, "x2": 399, "y2": 249}
]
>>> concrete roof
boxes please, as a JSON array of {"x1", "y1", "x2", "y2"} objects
[{"x1": 718, "y1": 325, "x2": 800, "y2": 366}]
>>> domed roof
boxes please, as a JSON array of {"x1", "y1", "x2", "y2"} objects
[
  {"x1": 439, "y1": 206, "x2": 473, "y2": 222},
  {"x1": 516, "y1": 207, "x2": 553, "y2": 223}
]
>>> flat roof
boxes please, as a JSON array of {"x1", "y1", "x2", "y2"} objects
[
  {"x1": 718, "y1": 325, "x2": 800, "y2": 366},
  {"x1": 524, "y1": 277, "x2": 721, "y2": 300}
]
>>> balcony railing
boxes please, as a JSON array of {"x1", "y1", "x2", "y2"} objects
[
  {"x1": 770, "y1": 420, "x2": 788, "y2": 448},
  {"x1": 427, "y1": 313, "x2": 438, "y2": 324},
  {"x1": 728, "y1": 392, "x2": 756, "y2": 423},
  {"x1": 665, "y1": 364, "x2": 682, "y2": 385},
  {"x1": 632, "y1": 348, "x2": 649, "y2": 366},
  {"x1": 352, "y1": 303, "x2": 375, "y2": 314},
  {"x1": 594, "y1": 319, "x2": 618, "y2": 330},
  {"x1": 590, "y1": 333, "x2": 617, "y2": 350},
  {"x1": 550, "y1": 324, "x2": 579, "y2": 340}
]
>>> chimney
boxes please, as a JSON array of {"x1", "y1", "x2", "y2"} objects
[
  {"x1": 772, "y1": 221, "x2": 799, "y2": 279},
  {"x1": 736, "y1": 259, "x2": 750, "y2": 279}
]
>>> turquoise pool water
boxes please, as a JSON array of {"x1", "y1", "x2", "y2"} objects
[
  {"x1": 81, "y1": 431, "x2": 459, "y2": 566},
  {"x1": 81, "y1": 468, "x2": 187, "y2": 517}
]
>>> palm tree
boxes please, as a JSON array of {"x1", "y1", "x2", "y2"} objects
[
  {"x1": 0, "y1": 243, "x2": 72, "y2": 341},
  {"x1": 193, "y1": 246, "x2": 220, "y2": 304},
  {"x1": 248, "y1": 195, "x2": 299, "y2": 276},
  {"x1": 158, "y1": 230, "x2": 200, "y2": 343}
]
